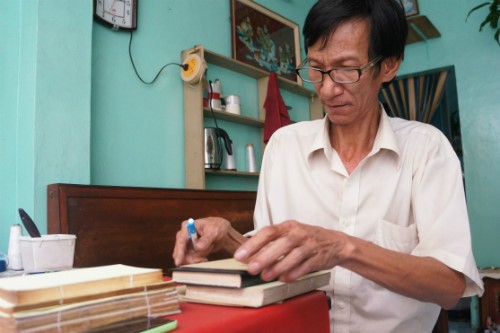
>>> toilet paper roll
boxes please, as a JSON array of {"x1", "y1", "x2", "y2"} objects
[{"x1": 7, "y1": 224, "x2": 23, "y2": 270}]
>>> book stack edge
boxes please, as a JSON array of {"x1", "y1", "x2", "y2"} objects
[
  {"x1": 171, "y1": 258, "x2": 330, "y2": 308},
  {"x1": 0, "y1": 264, "x2": 180, "y2": 333}
]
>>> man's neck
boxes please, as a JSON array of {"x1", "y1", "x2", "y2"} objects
[{"x1": 329, "y1": 108, "x2": 381, "y2": 174}]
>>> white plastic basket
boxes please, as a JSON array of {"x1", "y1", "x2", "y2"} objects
[{"x1": 20, "y1": 234, "x2": 76, "y2": 272}]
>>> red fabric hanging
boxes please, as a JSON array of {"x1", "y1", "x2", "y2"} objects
[{"x1": 263, "y1": 72, "x2": 291, "y2": 143}]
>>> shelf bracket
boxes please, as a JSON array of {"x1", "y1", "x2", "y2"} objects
[{"x1": 410, "y1": 23, "x2": 428, "y2": 41}]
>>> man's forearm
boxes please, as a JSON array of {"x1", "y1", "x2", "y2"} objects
[{"x1": 342, "y1": 236, "x2": 466, "y2": 309}]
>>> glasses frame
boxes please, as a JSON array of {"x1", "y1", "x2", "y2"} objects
[{"x1": 295, "y1": 56, "x2": 383, "y2": 84}]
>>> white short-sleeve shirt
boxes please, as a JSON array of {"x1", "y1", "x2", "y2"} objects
[{"x1": 253, "y1": 109, "x2": 483, "y2": 333}]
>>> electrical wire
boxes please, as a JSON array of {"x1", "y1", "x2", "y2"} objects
[
  {"x1": 128, "y1": 31, "x2": 187, "y2": 84},
  {"x1": 207, "y1": 80, "x2": 220, "y2": 130},
  {"x1": 207, "y1": 79, "x2": 224, "y2": 169},
  {"x1": 127, "y1": 30, "x2": 225, "y2": 168}
]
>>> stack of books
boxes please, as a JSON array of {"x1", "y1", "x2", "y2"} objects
[
  {"x1": 171, "y1": 258, "x2": 330, "y2": 308},
  {"x1": 0, "y1": 265, "x2": 180, "y2": 333}
]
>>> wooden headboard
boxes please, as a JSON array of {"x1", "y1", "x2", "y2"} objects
[{"x1": 47, "y1": 184, "x2": 256, "y2": 274}]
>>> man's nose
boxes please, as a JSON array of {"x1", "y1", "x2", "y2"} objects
[{"x1": 317, "y1": 75, "x2": 343, "y2": 98}]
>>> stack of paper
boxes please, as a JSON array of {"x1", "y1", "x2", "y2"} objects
[
  {"x1": 171, "y1": 258, "x2": 330, "y2": 308},
  {"x1": 0, "y1": 265, "x2": 180, "y2": 333}
]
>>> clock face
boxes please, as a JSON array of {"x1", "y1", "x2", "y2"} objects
[{"x1": 94, "y1": 0, "x2": 137, "y2": 30}]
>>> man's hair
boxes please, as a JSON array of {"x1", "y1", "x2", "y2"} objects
[{"x1": 303, "y1": 0, "x2": 408, "y2": 61}]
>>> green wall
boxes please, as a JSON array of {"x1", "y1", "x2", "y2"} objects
[{"x1": 0, "y1": 0, "x2": 498, "y2": 268}]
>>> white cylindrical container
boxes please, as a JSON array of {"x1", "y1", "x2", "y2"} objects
[
  {"x1": 7, "y1": 224, "x2": 23, "y2": 270},
  {"x1": 223, "y1": 142, "x2": 237, "y2": 171},
  {"x1": 246, "y1": 144, "x2": 257, "y2": 173},
  {"x1": 225, "y1": 95, "x2": 241, "y2": 115}
]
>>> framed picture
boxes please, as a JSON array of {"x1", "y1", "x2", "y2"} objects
[
  {"x1": 230, "y1": 0, "x2": 301, "y2": 83},
  {"x1": 401, "y1": 0, "x2": 419, "y2": 17}
]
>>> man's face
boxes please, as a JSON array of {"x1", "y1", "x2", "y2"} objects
[{"x1": 307, "y1": 18, "x2": 394, "y2": 127}]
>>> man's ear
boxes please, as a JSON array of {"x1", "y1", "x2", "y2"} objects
[{"x1": 381, "y1": 57, "x2": 402, "y2": 84}]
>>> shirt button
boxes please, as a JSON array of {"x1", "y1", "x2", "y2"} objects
[{"x1": 337, "y1": 301, "x2": 346, "y2": 309}]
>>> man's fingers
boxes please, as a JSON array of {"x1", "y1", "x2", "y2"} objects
[
  {"x1": 234, "y1": 221, "x2": 332, "y2": 281},
  {"x1": 246, "y1": 236, "x2": 306, "y2": 279},
  {"x1": 261, "y1": 247, "x2": 312, "y2": 281},
  {"x1": 234, "y1": 225, "x2": 280, "y2": 262},
  {"x1": 173, "y1": 227, "x2": 190, "y2": 266}
]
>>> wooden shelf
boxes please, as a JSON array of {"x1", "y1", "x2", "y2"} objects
[
  {"x1": 205, "y1": 169, "x2": 259, "y2": 177},
  {"x1": 203, "y1": 109, "x2": 264, "y2": 127},
  {"x1": 407, "y1": 15, "x2": 441, "y2": 44},
  {"x1": 183, "y1": 45, "x2": 323, "y2": 190},
  {"x1": 205, "y1": 50, "x2": 316, "y2": 99}
]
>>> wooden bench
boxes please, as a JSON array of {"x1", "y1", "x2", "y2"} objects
[{"x1": 47, "y1": 183, "x2": 256, "y2": 274}]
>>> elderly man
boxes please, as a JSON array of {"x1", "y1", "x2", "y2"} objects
[{"x1": 173, "y1": 0, "x2": 483, "y2": 331}]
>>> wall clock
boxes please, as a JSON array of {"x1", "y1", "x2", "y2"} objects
[{"x1": 94, "y1": 0, "x2": 137, "y2": 30}]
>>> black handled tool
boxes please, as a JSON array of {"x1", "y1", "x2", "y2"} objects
[{"x1": 18, "y1": 208, "x2": 42, "y2": 238}]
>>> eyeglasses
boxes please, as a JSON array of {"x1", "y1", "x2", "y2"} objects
[{"x1": 295, "y1": 56, "x2": 383, "y2": 84}]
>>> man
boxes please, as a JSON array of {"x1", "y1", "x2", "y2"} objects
[{"x1": 173, "y1": 0, "x2": 483, "y2": 331}]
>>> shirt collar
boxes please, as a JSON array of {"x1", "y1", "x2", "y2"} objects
[
  {"x1": 307, "y1": 104, "x2": 401, "y2": 163},
  {"x1": 372, "y1": 104, "x2": 400, "y2": 157}
]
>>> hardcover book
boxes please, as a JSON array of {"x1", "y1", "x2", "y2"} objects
[
  {"x1": 182, "y1": 269, "x2": 330, "y2": 307},
  {"x1": 171, "y1": 258, "x2": 267, "y2": 288}
]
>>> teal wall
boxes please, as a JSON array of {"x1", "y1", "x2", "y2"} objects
[
  {"x1": 0, "y1": 0, "x2": 498, "y2": 268},
  {"x1": 89, "y1": 0, "x2": 314, "y2": 189},
  {"x1": 398, "y1": 0, "x2": 500, "y2": 267},
  {"x1": 1, "y1": 1, "x2": 92, "y2": 254}
]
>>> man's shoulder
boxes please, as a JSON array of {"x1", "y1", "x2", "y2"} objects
[
  {"x1": 386, "y1": 116, "x2": 453, "y2": 157},
  {"x1": 387, "y1": 116, "x2": 444, "y2": 140}
]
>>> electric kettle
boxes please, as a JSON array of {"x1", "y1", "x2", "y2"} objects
[{"x1": 204, "y1": 127, "x2": 233, "y2": 169}]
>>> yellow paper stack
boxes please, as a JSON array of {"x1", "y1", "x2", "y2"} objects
[{"x1": 0, "y1": 265, "x2": 180, "y2": 333}]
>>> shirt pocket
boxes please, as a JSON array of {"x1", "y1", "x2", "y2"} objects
[{"x1": 375, "y1": 219, "x2": 418, "y2": 253}]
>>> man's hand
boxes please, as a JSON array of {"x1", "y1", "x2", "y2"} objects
[
  {"x1": 234, "y1": 220, "x2": 350, "y2": 282},
  {"x1": 172, "y1": 217, "x2": 247, "y2": 266},
  {"x1": 172, "y1": 217, "x2": 230, "y2": 266},
  {"x1": 234, "y1": 220, "x2": 465, "y2": 309}
]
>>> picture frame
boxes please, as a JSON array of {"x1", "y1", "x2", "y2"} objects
[
  {"x1": 401, "y1": 0, "x2": 419, "y2": 17},
  {"x1": 230, "y1": 0, "x2": 301, "y2": 83}
]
